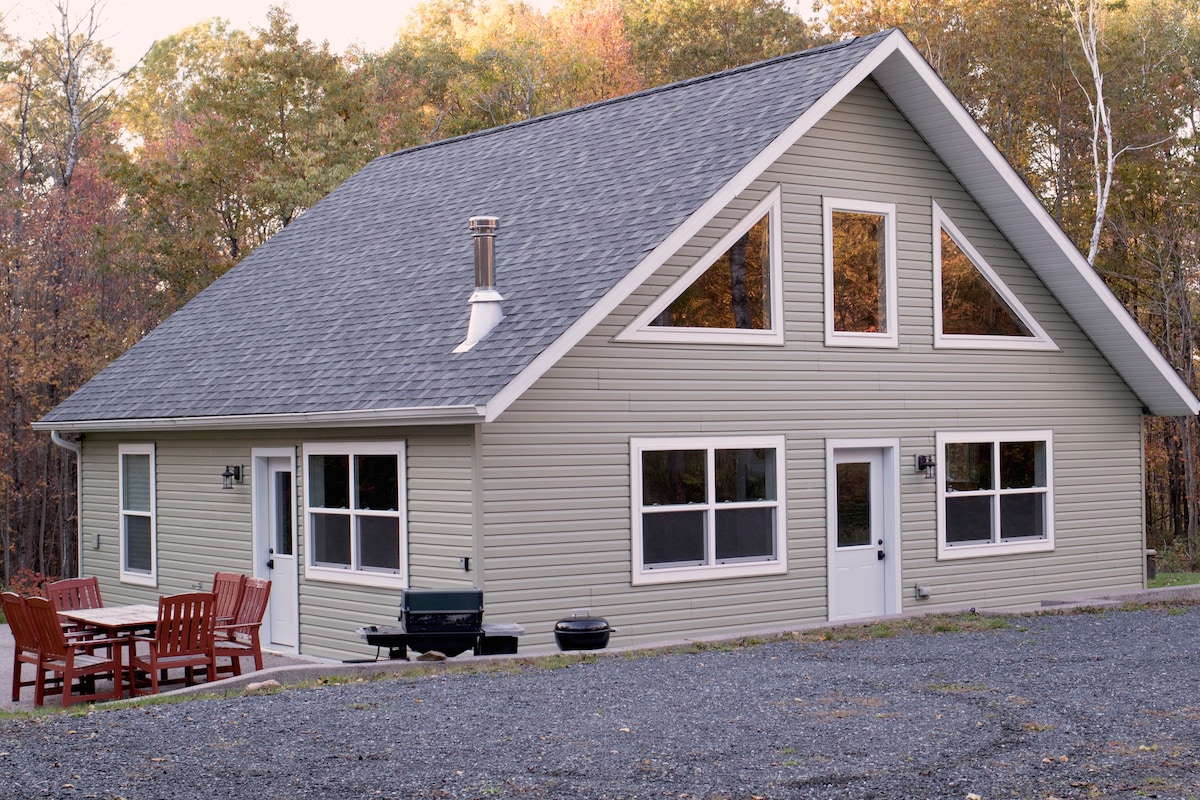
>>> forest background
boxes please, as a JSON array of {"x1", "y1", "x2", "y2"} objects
[{"x1": 2, "y1": 0, "x2": 1198, "y2": 584}]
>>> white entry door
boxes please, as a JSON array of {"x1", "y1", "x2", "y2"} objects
[
  {"x1": 253, "y1": 450, "x2": 298, "y2": 651},
  {"x1": 828, "y1": 445, "x2": 898, "y2": 621}
]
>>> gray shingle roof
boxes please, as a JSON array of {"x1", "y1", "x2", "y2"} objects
[{"x1": 41, "y1": 33, "x2": 890, "y2": 426}]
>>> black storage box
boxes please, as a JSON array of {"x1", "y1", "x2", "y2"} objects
[{"x1": 401, "y1": 588, "x2": 484, "y2": 633}]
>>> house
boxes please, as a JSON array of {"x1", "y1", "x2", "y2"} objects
[{"x1": 36, "y1": 30, "x2": 1199, "y2": 661}]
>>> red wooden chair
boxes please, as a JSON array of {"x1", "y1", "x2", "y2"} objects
[
  {"x1": 47, "y1": 576, "x2": 104, "y2": 637},
  {"x1": 128, "y1": 592, "x2": 216, "y2": 696},
  {"x1": 24, "y1": 596, "x2": 123, "y2": 708},
  {"x1": 212, "y1": 572, "x2": 246, "y2": 626},
  {"x1": 47, "y1": 576, "x2": 103, "y2": 616},
  {"x1": 214, "y1": 578, "x2": 271, "y2": 676},
  {"x1": 2, "y1": 592, "x2": 41, "y2": 702}
]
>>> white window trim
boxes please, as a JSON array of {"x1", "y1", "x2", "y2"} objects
[
  {"x1": 118, "y1": 443, "x2": 157, "y2": 587},
  {"x1": 303, "y1": 441, "x2": 409, "y2": 589},
  {"x1": 616, "y1": 187, "x2": 785, "y2": 345},
  {"x1": 933, "y1": 202, "x2": 1057, "y2": 350},
  {"x1": 936, "y1": 430, "x2": 1055, "y2": 560},
  {"x1": 631, "y1": 434, "x2": 787, "y2": 585},
  {"x1": 823, "y1": 197, "x2": 899, "y2": 348}
]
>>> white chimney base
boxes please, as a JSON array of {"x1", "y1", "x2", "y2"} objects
[{"x1": 453, "y1": 288, "x2": 505, "y2": 352}]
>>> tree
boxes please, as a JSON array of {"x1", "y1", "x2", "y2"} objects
[{"x1": 621, "y1": 0, "x2": 813, "y2": 85}]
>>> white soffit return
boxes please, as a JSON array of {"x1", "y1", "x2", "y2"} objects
[{"x1": 488, "y1": 30, "x2": 1199, "y2": 421}]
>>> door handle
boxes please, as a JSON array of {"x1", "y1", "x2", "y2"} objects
[
  {"x1": 266, "y1": 559, "x2": 275, "y2": 570},
  {"x1": 877, "y1": 551, "x2": 885, "y2": 561}
]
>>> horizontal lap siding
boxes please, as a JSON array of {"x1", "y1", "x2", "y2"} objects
[
  {"x1": 479, "y1": 80, "x2": 1146, "y2": 652},
  {"x1": 79, "y1": 427, "x2": 476, "y2": 661}
]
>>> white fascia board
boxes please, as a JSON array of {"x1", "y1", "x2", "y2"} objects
[
  {"x1": 33, "y1": 404, "x2": 486, "y2": 433},
  {"x1": 484, "y1": 31, "x2": 911, "y2": 423},
  {"x1": 872, "y1": 41, "x2": 1199, "y2": 416}
]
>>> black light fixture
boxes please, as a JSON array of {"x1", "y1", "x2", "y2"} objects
[
  {"x1": 916, "y1": 454, "x2": 936, "y2": 479},
  {"x1": 221, "y1": 465, "x2": 244, "y2": 490}
]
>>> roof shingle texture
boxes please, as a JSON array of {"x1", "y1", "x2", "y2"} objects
[{"x1": 42, "y1": 33, "x2": 886, "y2": 424}]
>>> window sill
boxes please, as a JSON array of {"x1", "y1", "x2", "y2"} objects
[
  {"x1": 119, "y1": 572, "x2": 157, "y2": 588},
  {"x1": 306, "y1": 564, "x2": 408, "y2": 589},
  {"x1": 937, "y1": 538, "x2": 1054, "y2": 560},
  {"x1": 632, "y1": 559, "x2": 786, "y2": 585}
]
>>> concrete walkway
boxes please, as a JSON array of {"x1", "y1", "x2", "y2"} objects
[{"x1": 3, "y1": 583, "x2": 1199, "y2": 712}]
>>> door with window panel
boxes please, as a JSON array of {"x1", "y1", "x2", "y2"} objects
[{"x1": 829, "y1": 448, "x2": 888, "y2": 620}]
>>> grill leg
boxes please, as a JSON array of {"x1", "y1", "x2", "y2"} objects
[{"x1": 386, "y1": 644, "x2": 408, "y2": 660}]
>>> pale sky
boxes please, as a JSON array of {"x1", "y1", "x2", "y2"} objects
[{"x1": 1, "y1": 0, "x2": 471, "y2": 68}]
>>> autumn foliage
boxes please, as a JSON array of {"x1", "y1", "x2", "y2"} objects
[{"x1": 3, "y1": 0, "x2": 1200, "y2": 584}]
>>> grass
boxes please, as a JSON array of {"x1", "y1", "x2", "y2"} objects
[{"x1": 1149, "y1": 571, "x2": 1200, "y2": 589}]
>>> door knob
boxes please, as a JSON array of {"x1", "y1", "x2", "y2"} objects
[
  {"x1": 266, "y1": 559, "x2": 275, "y2": 570},
  {"x1": 877, "y1": 551, "x2": 885, "y2": 561}
]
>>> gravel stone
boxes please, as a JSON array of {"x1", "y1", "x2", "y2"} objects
[{"x1": 2, "y1": 607, "x2": 1198, "y2": 799}]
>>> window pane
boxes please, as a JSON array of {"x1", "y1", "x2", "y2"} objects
[
  {"x1": 832, "y1": 211, "x2": 887, "y2": 333},
  {"x1": 312, "y1": 513, "x2": 351, "y2": 566},
  {"x1": 641, "y1": 450, "x2": 706, "y2": 506},
  {"x1": 652, "y1": 215, "x2": 771, "y2": 330},
  {"x1": 1000, "y1": 494, "x2": 1045, "y2": 539},
  {"x1": 945, "y1": 442, "x2": 992, "y2": 491},
  {"x1": 940, "y1": 231, "x2": 1031, "y2": 337},
  {"x1": 356, "y1": 455, "x2": 399, "y2": 510},
  {"x1": 309, "y1": 455, "x2": 349, "y2": 509},
  {"x1": 274, "y1": 471, "x2": 293, "y2": 556},
  {"x1": 836, "y1": 462, "x2": 872, "y2": 547},
  {"x1": 122, "y1": 453, "x2": 151, "y2": 512},
  {"x1": 359, "y1": 516, "x2": 401, "y2": 571},
  {"x1": 945, "y1": 495, "x2": 992, "y2": 544},
  {"x1": 124, "y1": 515, "x2": 152, "y2": 573},
  {"x1": 643, "y1": 510, "x2": 705, "y2": 566},
  {"x1": 715, "y1": 448, "x2": 775, "y2": 502},
  {"x1": 715, "y1": 507, "x2": 775, "y2": 561},
  {"x1": 1000, "y1": 441, "x2": 1046, "y2": 489}
]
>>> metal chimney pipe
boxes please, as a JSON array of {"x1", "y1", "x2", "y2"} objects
[
  {"x1": 469, "y1": 216, "x2": 499, "y2": 290},
  {"x1": 454, "y1": 216, "x2": 504, "y2": 353}
]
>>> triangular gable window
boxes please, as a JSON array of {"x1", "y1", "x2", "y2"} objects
[
  {"x1": 618, "y1": 188, "x2": 783, "y2": 345},
  {"x1": 934, "y1": 203, "x2": 1055, "y2": 350}
]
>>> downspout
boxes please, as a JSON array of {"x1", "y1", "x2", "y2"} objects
[{"x1": 50, "y1": 430, "x2": 83, "y2": 578}]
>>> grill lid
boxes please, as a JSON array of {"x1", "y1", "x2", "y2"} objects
[{"x1": 555, "y1": 615, "x2": 610, "y2": 633}]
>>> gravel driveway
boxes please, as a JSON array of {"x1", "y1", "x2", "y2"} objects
[{"x1": 2, "y1": 605, "x2": 1198, "y2": 799}]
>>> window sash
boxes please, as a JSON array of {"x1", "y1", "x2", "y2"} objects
[
  {"x1": 938, "y1": 432, "x2": 1053, "y2": 558},
  {"x1": 823, "y1": 198, "x2": 898, "y2": 348},
  {"x1": 634, "y1": 438, "x2": 784, "y2": 578},
  {"x1": 305, "y1": 444, "x2": 406, "y2": 581},
  {"x1": 119, "y1": 444, "x2": 156, "y2": 584}
]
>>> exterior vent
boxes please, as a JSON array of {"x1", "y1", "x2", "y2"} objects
[{"x1": 454, "y1": 216, "x2": 503, "y2": 353}]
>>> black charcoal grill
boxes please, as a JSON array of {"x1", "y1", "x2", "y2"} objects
[{"x1": 357, "y1": 589, "x2": 485, "y2": 659}]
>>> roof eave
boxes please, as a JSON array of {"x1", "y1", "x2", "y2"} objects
[
  {"x1": 33, "y1": 404, "x2": 488, "y2": 433},
  {"x1": 871, "y1": 41, "x2": 1200, "y2": 417}
]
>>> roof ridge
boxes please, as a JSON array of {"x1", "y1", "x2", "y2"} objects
[{"x1": 383, "y1": 33, "x2": 879, "y2": 162}]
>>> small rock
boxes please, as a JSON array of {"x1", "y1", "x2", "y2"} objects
[
  {"x1": 244, "y1": 680, "x2": 282, "y2": 694},
  {"x1": 416, "y1": 651, "x2": 447, "y2": 661}
]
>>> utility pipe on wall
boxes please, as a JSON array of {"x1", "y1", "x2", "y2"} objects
[{"x1": 49, "y1": 429, "x2": 84, "y2": 576}]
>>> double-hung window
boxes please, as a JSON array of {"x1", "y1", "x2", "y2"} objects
[
  {"x1": 937, "y1": 431, "x2": 1054, "y2": 559},
  {"x1": 632, "y1": 435, "x2": 787, "y2": 584},
  {"x1": 304, "y1": 442, "x2": 407, "y2": 587},
  {"x1": 119, "y1": 443, "x2": 156, "y2": 586}
]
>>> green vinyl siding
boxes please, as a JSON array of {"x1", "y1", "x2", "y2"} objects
[
  {"x1": 77, "y1": 426, "x2": 476, "y2": 661},
  {"x1": 476, "y1": 79, "x2": 1146, "y2": 652}
]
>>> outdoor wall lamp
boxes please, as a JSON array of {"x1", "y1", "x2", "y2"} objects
[
  {"x1": 916, "y1": 454, "x2": 936, "y2": 479},
  {"x1": 221, "y1": 465, "x2": 244, "y2": 490}
]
